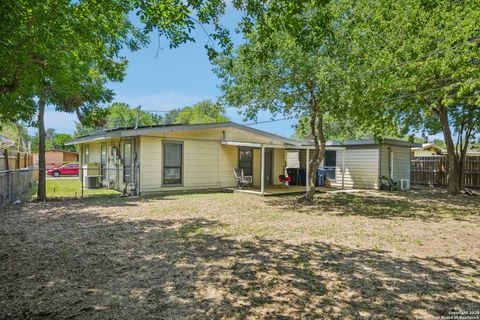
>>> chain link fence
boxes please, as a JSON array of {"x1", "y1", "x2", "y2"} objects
[
  {"x1": 0, "y1": 168, "x2": 128, "y2": 207},
  {"x1": 0, "y1": 169, "x2": 35, "y2": 207}
]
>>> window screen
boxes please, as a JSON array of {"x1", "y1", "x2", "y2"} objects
[
  {"x1": 324, "y1": 150, "x2": 336, "y2": 180},
  {"x1": 238, "y1": 148, "x2": 253, "y2": 176},
  {"x1": 123, "y1": 142, "x2": 132, "y2": 183},
  {"x1": 163, "y1": 143, "x2": 182, "y2": 185}
]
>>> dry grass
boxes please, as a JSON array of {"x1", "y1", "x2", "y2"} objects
[{"x1": 0, "y1": 189, "x2": 479, "y2": 319}]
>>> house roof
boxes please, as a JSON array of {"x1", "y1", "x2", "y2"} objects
[
  {"x1": 47, "y1": 149, "x2": 79, "y2": 154},
  {"x1": 303, "y1": 138, "x2": 421, "y2": 148},
  {"x1": 65, "y1": 122, "x2": 304, "y2": 146},
  {"x1": 411, "y1": 143, "x2": 442, "y2": 151},
  {"x1": 65, "y1": 122, "x2": 421, "y2": 148},
  {"x1": 0, "y1": 134, "x2": 15, "y2": 149}
]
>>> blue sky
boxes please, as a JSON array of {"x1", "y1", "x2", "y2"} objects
[{"x1": 40, "y1": 7, "x2": 298, "y2": 138}]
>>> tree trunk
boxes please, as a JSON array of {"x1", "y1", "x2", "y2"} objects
[
  {"x1": 301, "y1": 112, "x2": 326, "y2": 203},
  {"x1": 37, "y1": 90, "x2": 47, "y2": 201},
  {"x1": 437, "y1": 105, "x2": 461, "y2": 194}
]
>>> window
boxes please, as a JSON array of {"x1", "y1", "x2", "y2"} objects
[
  {"x1": 163, "y1": 142, "x2": 183, "y2": 185},
  {"x1": 324, "y1": 150, "x2": 336, "y2": 180},
  {"x1": 325, "y1": 150, "x2": 337, "y2": 167},
  {"x1": 84, "y1": 145, "x2": 89, "y2": 163},
  {"x1": 238, "y1": 148, "x2": 253, "y2": 176},
  {"x1": 123, "y1": 142, "x2": 132, "y2": 183}
]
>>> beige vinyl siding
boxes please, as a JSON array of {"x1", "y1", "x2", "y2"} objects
[
  {"x1": 379, "y1": 145, "x2": 411, "y2": 181},
  {"x1": 380, "y1": 145, "x2": 389, "y2": 178},
  {"x1": 413, "y1": 149, "x2": 437, "y2": 157},
  {"x1": 272, "y1": 148, "x2": 285, "y2": 185},
  {"x1": 331, "y1": 147, "x2": 379, "y2": 189},
  {"x1": 139, "y1": 136, "x2": 238, "y2": 193},
  {"x1": 329, "y1": 150, "x2": 345, "y2": 188},
  {"x1": 139, "y1": 137, "x2": 163, "y2": 192},
  {"x1": 390, "y1": 145, "x2": 411, "y2": 181}
]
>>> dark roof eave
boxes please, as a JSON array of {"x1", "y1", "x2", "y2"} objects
[
  {"x1": 300, "y1": 138, "x2": 421, "y2": 148},
  {"x1": 65, "y1": 122, "x2": 303, "y2": 146}
]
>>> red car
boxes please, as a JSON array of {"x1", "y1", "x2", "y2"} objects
[{"x1": 47, "y1": 163, "x2": 79, "y2": 177}]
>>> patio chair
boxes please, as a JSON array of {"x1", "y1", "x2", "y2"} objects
[
  {"x1": 233, "y1": 168, "x2": 252, "y2": 189},
  {"x1": 278, "y1": 174, "x2": 291, "y2": 187}
]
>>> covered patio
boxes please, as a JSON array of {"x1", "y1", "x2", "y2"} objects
[{"x1": 221, "y1": 140, "x2": 347, "y2": 196}]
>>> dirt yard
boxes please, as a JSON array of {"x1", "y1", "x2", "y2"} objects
[{"x1": 0, "y1": 189, "x2": 479, "y2": 319}]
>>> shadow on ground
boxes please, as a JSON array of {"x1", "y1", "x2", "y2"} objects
[
  {"x1": 0, "y1": 202, "x2": 478, "y2": 319},
  {"x1": 266, "y1": 189, "x2": 480, "y2": 220}
]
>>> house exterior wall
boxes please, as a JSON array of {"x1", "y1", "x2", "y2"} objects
[
  {"x1": 413, "y1": 149, "x2": 438, "y2": 157},
  {"x1": 329, "y1": 146, "x2": 379, "y2": 189},
  {"x1": 273, "y1": 148, "x2": 285, "y2": 185},
  {"x1": 63, "y1": 152, "x2": 79, "y2": 163},
  {"x1": 73, "y1": 127, "x2": 416, "y2": 193},
  {"x1": 33, "y1": 151, "x2": 79, "y2": 169},
  {"x1": 46, "y1": 151, "x2": 63, "y2": 169},
  {"x1": 135, "y1": 128, "x2": 286, "y2": 193},
  {"x1": 380, "y1": 145, "x2": 411, "y2": 181},
  {"x1": 139, "y1": 136, "x2": 238, "y2": 193}
]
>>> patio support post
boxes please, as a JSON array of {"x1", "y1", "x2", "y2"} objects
[
  {"x1": 260, "y1": 144, "x2": 265, "y2": 195},
  {"x1": 306, "y1": 149, "x2": 310, "y2": 191}
]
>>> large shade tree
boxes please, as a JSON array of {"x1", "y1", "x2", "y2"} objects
[
  {"x1": 1, "y1": 0, "x2": 228, "y2": 200},
  {"x1": 215, "y1": 1, "x2": 354, "y2": 202},
  {"x1": 339, "y1": 0, "x2": 480, "y2": 194}
]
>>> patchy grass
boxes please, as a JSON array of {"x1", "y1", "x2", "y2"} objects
[
  {"x1": 0, "y1": 189, "x2": 479, "y2": 319},
  {"x1": 31, "y1": 178, "x2": 120, "y2": 198}
]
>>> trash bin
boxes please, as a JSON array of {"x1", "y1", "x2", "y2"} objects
[
  {"x1": 316, "y1": 168, "x2": 328, "y2": 187},
  {"x1": 286, "y1": 168, "x2": 307, "y2": 186},
  {"x1": 286, "y1": 168, "x2": 298, "y2": 185},
  {"x1": 299, "y1": 168, "x2": 306, "y2": 186}
]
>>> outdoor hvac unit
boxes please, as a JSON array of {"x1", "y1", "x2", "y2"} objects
[{"x1": 397, "y1": 179, "x2": 410, "y2": 191}]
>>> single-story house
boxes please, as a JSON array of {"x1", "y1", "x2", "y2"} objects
[
  {"x1": 33, "y1": 149, "x2": 79, "y2": 169},
  {"x1": 412, "y1": 143, "x2": 480, "y2": 157},
  {"x1": 0, "y1": 134, "x2": 15, "y2": 149},
  {"x1": 411, "y1": 143, "x2": 442, "y2": 157},
  {"x1": 66, "y1": 122, "x2": 420, "y2": 195}
]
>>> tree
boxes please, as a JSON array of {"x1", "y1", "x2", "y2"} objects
[
  {"x1": 294, "y1": 116, "x2": 375, "y2": 141},
  {"x1": 31, "y1": 130, "x2": 75, "y2": 152},
  {"x1": 339, "y1": 0, "x2": 480, "y2": 194},
  {"x1": 174, "y1": 100, "x2": 229, "y2": 124},
  {"x1": 0, "y1": 122, "x2": 31, "y2": 152},
  {"x1": 1, "y1": 0, "x2": 228, "y2": 200},
  {"x1": 75, "y1": 103, "x2": 163, "y2": 136},
  {"x1": 215, "y1": 1, "x2": 348, "y2": 202}
]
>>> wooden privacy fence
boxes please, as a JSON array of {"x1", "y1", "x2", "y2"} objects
[
  {"x1": 0, "y1": 150, "x2": 33, "y2": 170},
  {"x1": 411, "y1": 156, "x2": 480, "y2": 188}
]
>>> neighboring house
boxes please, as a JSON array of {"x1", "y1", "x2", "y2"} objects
[
  {"x1": 33, "y1": 149, "x2": 79, "y2": 169},
  {"x1": 412, "y1": 143, "x2": 480, "y2": 157},
  {"x1": 0, "y1": 134, "x2": 15, "y2": 149},
  {"x1": 412, "y1": 143, "x2": 442, "y2": 156},
  {"x1": 66, "y1": 122, "x2": 420, "y2": 195}
]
